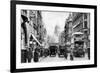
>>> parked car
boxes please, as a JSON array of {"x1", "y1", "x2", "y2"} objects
[{"x1": 49, "y1": 46, "x2": 57, "y2": 57}]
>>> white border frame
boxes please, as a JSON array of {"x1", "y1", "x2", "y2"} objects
[{"x1": 16, "y1": 4, "x2": 94, "y2": 69}]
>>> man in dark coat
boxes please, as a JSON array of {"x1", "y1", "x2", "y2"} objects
[
  {"x1": 27, "y1": 47, "x2": 33, "y2": 63},
  {"x1": 87, "y1": 48, "x2": 90, "y2": 60},
  {"x1": 33, "y1": 48, "x2": 39, "y2": 62}
]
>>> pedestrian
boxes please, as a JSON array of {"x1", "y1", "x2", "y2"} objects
[
  {"x1": 64, "y1": 46, "x2": 68, "y2": 59},
  {"x1": 87, "y1": 48, "x2": 90, "y2": 60},
  {"x1": 70, "y1": 48, "x2": 74, "y2": 60},
  {"x1": 21, "y1": 38, "x2": 27, "y2": 63},
  {"x1": 21, "y1": 49, "x2": 27, "y2": 63},
  {"x1": 33, "y1": 48, "x2": 39, "y2": 62},
  {"x1": 27, "y1": 47, "x2": 33, "y2": 63}
]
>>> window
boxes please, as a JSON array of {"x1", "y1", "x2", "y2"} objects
[
  {"x1": 84, "y1": 14, "x2": 87, "y2": 19},
  {"x1": 84, "y1": 21, "x2": 87, "y2": 28}
]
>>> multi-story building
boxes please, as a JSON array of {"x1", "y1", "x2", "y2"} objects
[
  {"x1": 21, "y1": 10, "x2": 29, "y2": 63},
  {"x1": 59, "y1": 31, "x2": 65, "y2": 45},
  {"x1": 72, "y1": 12, "x2": 90, "y2": 48},
  {"x1": 27, "y1": 10, "x2": 38, "y2": 47},
  {"x1": 64, "y1": 12, "x2": 90, "y2": 49},
  {"x1": 36, "y1": 11, "x2": 47, "y2": 44},
  {"x1": 64, "y1": 13, "x2": 73, "y2": 45},
  {"x1": 64, "y1": 19, "x2": 69, "y2": 43},
  {"x1": 21, "y1": 10, "x2": 46, "y2": 49},
  {"x1": 21, "y1": 10, "x2": 28, "y2": 49},
  {"x1": 82, "y1": 13, "x2": 90, "y2": 48}
]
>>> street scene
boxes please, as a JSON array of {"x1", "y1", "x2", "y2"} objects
[{"x1": 21, "y1": 10, "x2": 90, "y2": 63}]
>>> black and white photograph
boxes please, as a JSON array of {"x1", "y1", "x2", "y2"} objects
[
  {"x1": 11, "y1": 1, "x2": 97, "y2": 72},
  {"x1": 21, "y1": 10, "x2": 90, "y2": 63}
]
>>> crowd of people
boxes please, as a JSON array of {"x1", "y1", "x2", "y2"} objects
[{"x1": 21, "y1": 42, "x2": 90, "y2": 63}]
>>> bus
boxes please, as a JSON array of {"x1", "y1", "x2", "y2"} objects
[{"x1": 71, "y1": 32, "x2": 85, "y2": 57}]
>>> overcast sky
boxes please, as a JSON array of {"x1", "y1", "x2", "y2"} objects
[{"x1": 42, "y1": 11, "x2": 70, "y2": 36}]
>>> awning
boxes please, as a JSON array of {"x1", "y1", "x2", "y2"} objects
[
  {"x1": 31, "y1": 33, "x2": 42, "y2": 46},
  {"x1": 72, "y1": 32, "x2": 84, "y2": 36}
]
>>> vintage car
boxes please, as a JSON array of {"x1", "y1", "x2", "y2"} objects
[
  {"x1": 58, "y1": 45, "x2": 68, "y2": 59},
  {"x1": 58, "y1": 45, "x2": 65, "y2": 57},
  {"x1": 49, "y1": 46, "x2": 57, "y2": 57}
]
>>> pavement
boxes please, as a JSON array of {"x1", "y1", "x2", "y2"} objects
[{"x1": 39, "y1": 53, "x2": 89, "y2": 62}]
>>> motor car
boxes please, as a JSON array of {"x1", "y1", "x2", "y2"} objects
[
  {"x1": 49, "y1": 46, "x2": 57, "y2": 57},
  {"x1": 58, "y1": 45, "x2": 65, "y2": 57}
]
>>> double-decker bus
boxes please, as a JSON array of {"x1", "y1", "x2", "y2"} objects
[{"x1": 71, "y1": 32, "x2": 85, "y2": 57}]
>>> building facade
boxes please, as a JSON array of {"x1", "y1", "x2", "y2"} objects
[
  {"x1": 64, "y1": 13, "x2": 73, "y2": 46},
  {"x1": 59, "y1": 31, "x2": 65, "y2": 45},
  {"x1": 64, "y1": 12, "x2": 90, "y2": 49},
  {"x1": 21, "y1": 10, "x2": 46, "y2": 50},
  {"x1": 72, "y1": 12, "x2": 90, "y2": 49}
]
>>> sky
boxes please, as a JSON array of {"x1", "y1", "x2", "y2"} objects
[{"x1": 42, "y1": 11, "x2": 70, "y2": 36}]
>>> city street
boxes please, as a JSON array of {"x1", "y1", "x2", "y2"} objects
[
  {"x1": 21, "y1": 10, "x2": 90, "y2": 64},
  {"x1": 39, "y1": 53, "x2": 89, "y2": 62}
]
